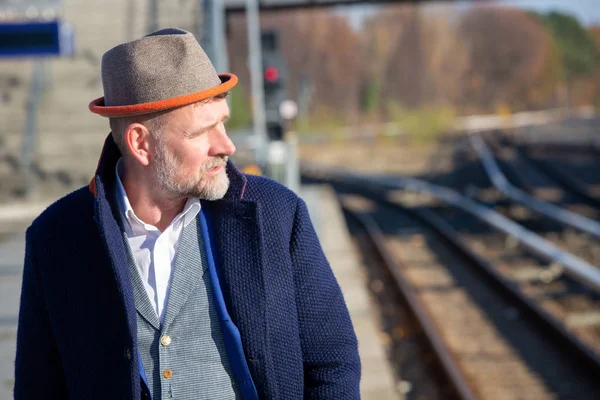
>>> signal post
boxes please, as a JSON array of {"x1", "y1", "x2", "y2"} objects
[{"x1": 259, "y1": 29, "x2": 299, "y2": 191}]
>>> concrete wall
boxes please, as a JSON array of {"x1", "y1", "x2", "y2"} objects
[{"x1": 0, "y1": 0, "x2": 203, "y2": 202}]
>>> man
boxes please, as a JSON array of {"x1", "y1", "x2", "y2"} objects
[{"x1": 14, "y1": 28, "x2": 360, "y2": 399}]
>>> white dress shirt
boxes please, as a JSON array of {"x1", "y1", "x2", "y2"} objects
[{"x1": 115, "y1": 158, "x2": 201, "y2": 323}]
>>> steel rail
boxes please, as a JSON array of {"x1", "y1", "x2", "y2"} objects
[
  {"x1": 469, "y1": 133, "x2": 600, "y2": 238},
  {"x1": 485, "y1": 133, "x2": 600, "y2": 209},
  {"x1": 506, "y1": 139, "x2": 600, "y2": 209},
  {"x1": 482, "y1": 134, "x2": 537, "y2": 194},
  {"x1": 302, "y1": 166, "x2": 600, "y2": 294},
  {"x1": 342, "y1": 205, "x2": 478, "y2": 400}
]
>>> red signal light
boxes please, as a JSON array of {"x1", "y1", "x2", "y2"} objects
[{"x1": 264, "y1": 66, "x2": 279, "y2": 82}]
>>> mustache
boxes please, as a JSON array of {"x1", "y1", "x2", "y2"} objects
[{"x1": 202, "y1": 156, "x2": 228, "y2": 171}]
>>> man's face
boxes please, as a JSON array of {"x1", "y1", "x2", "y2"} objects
[{"x1": 151, "y1": 98, "x2": 236, "y2": 201}]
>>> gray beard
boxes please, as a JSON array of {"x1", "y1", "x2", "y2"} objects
[{"x1": 154, "y1": 145, "x2": 230, "y2": 201}]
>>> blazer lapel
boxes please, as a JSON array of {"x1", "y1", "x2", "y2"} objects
[{"x1": 161, "y1": 217, "x2": 206, "y2": 331}]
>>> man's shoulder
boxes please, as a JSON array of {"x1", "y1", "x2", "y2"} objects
[
  {"x1": 29, "y1": 186, "x2": 94, "y2": 235},
  {"x1": 242, "y1": 173, "x2": 300, "y2": 209}
]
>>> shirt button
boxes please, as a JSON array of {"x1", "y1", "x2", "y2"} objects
[
  {"x1": 160, "y1": 335, "x2": 172, "y2": 346},
  {"x1": 163, "y1": 369, "x2": 173, "y2": 379}
]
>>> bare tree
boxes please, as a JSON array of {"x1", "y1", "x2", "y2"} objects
[{"x1": 458, "y1": 6, "x2": 550, "y2": 111}]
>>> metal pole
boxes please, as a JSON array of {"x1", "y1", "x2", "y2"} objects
[
  {"x1": 21, "y1": 60, "x2": 44, "y2": 198},
  {"x1": 212, "y1": 0, "x2": 228, "y2": 73},
  {"x1": 200, "y1": 0, "x2": 214, "y2": 60},
  {"x1": 201, "y1": 0, "x2": 229, "y2": 73},
  {"x1": 126, "y1": 0, "x2": 136, "y2": 40},
  {"x1": 148, "y1": 0, "x2": 158, "y2": 33},
  {"x1": 285, "y1": 131, "x2": 300, "y2": 193},
  {"x1": 245, "y1": 0, "x2": 267, "y2": 165}
]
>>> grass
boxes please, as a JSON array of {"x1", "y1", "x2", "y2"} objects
[
  {"x1": 387, "y1": 101, "x2": 456, "y2": 145},
  {"x1": 293, "y1": 103, "x2": 456, "y2": 147}
]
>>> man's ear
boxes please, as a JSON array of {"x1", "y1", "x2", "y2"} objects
[{"x1": 125, "y1": 123, "x2": 151, "y2": 166}]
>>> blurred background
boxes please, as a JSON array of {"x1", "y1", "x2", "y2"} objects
[{"x1": 1, "y1": 0, "x2": 600, "y2": 399}]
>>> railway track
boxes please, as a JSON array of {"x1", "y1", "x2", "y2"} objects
[
  {"x1": 304, "y1": 166, "x2": 600, "y2": 399},
  {"x1": 342, "y1": 199, "x2": 472, "y2": 400},
  {"x1": 487, "y1": 134, "x2": 600, "y2": 268},
  {"x1": 340, "y1": 190, "x2": 600, "y2": 399},
  {"x1": 452, "y1": 134, "x2": 600, "y2": 268},
  {"x1": 514, "y1": 140, "x2": 600, "y2": 203},
  {"x1": 484, "y1": 133, "x2": 600, "y2": 217}
]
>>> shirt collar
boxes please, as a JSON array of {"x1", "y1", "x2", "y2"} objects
[{"x1": 114, "y1": 158, "x2": 201, "y2": 232}]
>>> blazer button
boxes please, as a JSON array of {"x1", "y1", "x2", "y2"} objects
[
  {"x1": 160, "y1": 335, "x2": 172, "y2": 346},
  {"x1": 124, "y1": 348, "x2": 132, "y2": 361},
  {"x1": 163, "y1": 369, "x2": 173, "y2": 379}
]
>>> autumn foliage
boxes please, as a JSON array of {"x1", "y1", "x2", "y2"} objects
[{"x1": 226, "y1": 4, "x2": 600, "y2": 129}]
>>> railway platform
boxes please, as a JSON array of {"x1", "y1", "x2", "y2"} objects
[
  {"x1": 0, "y1": 233, "x2": 23, "y2": 399},
  {"x1": 300, "y1": 185, "x2": 398, "y2": 399}
]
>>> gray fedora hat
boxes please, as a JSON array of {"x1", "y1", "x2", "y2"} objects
[{"x1": 89, "y1": 27, "x2": 237, "y2": 117}]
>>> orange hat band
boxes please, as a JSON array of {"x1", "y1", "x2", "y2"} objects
[{"x1": 89, "y1": 73, "x2": 237, "y2": 117}]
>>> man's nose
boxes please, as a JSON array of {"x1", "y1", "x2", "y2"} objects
[{"x1": 209, "y1": 126, "x2": 236, "y2": 157}]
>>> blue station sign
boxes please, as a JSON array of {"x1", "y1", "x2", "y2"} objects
[{"x1": 0, "y1": 21, "x2": 74, "y2": 58}]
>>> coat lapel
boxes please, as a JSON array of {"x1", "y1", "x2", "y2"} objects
[
  {"x1": 204, "y1": 199, "x2": 265, "y2": 338},
  {"x1": 93, "y1": 177, "x2": 138, "y2": 346},
  {"x1": 91, "y1": 135, "x2": 138, "y2": 345},
  {"x1": 202, "y1": 162, "x2": 273, "y2": 397}
]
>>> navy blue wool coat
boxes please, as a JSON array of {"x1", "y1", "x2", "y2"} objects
[{"x1": 14, "y1": 135, "x2": 361, "y2": 399}]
